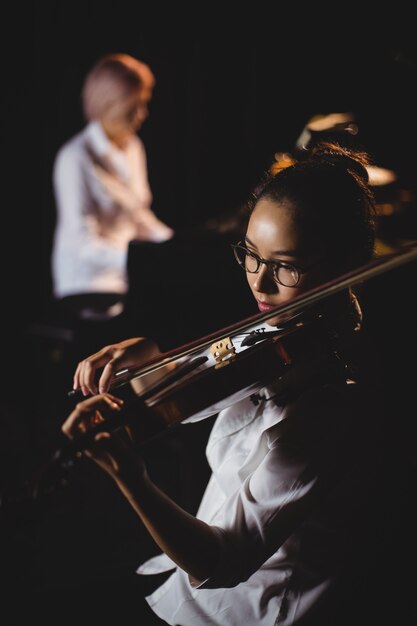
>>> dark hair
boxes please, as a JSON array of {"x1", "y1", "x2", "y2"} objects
[{"x1": 249, "y1": 142, "x2": 377, "y2": 275}]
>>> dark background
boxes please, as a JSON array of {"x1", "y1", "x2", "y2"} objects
[
  {"x1": 2, "y1": 7, "x2": 417, "y2": 625},
  {"x1": 3, "y1": 8, "x2": 417, "y2": 318}
]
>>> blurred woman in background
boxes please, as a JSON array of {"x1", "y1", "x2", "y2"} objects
[{"x1": 51, "y1": 52, "x2": 174, "y2": 322}]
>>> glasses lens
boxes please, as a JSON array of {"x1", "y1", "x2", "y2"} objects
[
  {"x1": 232, "y1": 245, "x2": 243, "y2": 267},
  {"x1": 275, "y1": 265, "x2": 299, "y2": 287},
  {"x1": 233, "y1": 246, "x2": 259, "y2": 273},
  {"x1": 244, "y1": 251, "x2": 259, "y2": 273}
]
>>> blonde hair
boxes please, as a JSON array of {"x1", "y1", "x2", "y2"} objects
[{"x1": 82, "y1": 53, "x2": 155, "y2": 121}]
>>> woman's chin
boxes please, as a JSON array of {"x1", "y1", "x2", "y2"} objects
[{"x1": 264, "y1": 308, "x2": 306, "y2": 327}]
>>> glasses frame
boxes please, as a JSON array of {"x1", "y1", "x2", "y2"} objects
[{"x1": 231, "y1": 242, "x2": 317, "y2": 288}]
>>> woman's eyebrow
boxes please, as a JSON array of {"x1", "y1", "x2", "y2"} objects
[{"x1": 244, "y1": 235, "x2": 300, "y2": 258}]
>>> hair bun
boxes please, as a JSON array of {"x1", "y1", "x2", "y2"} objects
[{"x1": 311, "y1": 142, "x2": 370, "y2": 184}]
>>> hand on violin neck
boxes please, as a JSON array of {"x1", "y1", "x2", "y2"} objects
[{"x1": 62, "y1": 392, "x2": 147, "y2": 481}]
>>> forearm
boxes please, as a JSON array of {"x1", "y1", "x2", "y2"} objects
[
  {"x1": 114, "y1": 464, "x2": 222, "y2": 584},
  {"x1": 64, "y1": 392, "x2": 221, "y2": 584}
]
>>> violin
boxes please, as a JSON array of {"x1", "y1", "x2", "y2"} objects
[
  {"x1": 43, "y1": 243, "x2": 417, "y2": 449},
  {"x1": 2, "y1": 243, "x2": 417, "y2": 508},
  {"x1": 65, "y1": 314, "x2": 326, "y2": 450}
]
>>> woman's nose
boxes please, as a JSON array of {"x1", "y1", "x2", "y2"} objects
[{"x1": 252, "y1": 264, "x2": 276, "y2": 293}]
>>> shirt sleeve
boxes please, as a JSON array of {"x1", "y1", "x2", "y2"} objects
[{"x1": 198, "y1": 453, "x2": 320, "y2": 588}]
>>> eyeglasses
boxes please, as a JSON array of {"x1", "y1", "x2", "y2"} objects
[{"x1": 231, "y1": 242, "x2": 316, "y2": 288}]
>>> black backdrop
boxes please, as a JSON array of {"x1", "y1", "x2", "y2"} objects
[
  {"x1": 2, "y1": 8, "x2": 417, "y2": 625},
  {"x1": 3, "y1": 7, "x2": 417, "y2": 324}
]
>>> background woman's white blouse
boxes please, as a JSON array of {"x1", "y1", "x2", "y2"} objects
[{"x1": 51, "y1": 121, "x2": 173, "y2": 298}]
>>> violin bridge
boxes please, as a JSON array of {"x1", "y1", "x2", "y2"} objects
[{"x1": 210, "y1": 337, "x2": 236, "y2": 368}]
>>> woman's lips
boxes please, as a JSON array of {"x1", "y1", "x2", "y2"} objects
[{"x1": 257, "y1": 300, "x2": 276, "y2": 312}]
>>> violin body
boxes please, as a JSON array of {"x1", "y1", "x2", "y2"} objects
[{"x1": 143, "y1": 335, "x2": 292, "y2": 425}]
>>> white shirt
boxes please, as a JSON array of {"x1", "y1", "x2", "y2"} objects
[
  {"x1": 137, "y1": 341, "x2": 381, "y2": 625},
  {"x1": 51, "y1": 121, "x2": 173, "y2": 298}
]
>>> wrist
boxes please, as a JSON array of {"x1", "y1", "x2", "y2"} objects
[{"x1": 114, "y1": 451, "x2": 148, "y2": 489}]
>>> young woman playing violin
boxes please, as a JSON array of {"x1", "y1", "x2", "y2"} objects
[{"x1": 63, "y1": 142, "x2": 383, "y2": 626}]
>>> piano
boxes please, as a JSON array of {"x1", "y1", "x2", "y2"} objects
[{"x1": 125, "y1": 227, "x2": 256, "y2": 351}]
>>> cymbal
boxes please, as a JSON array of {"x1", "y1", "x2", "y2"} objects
[
  {"x1": 365, "y1": 165, "x2": 397, "y2": 186},
  {"x1": 295, "y1": 112, "x2": 359, "y2": 151},
  {"x1": 306, "y1": 112, "x2": 357, "y2": 132},
  {"x1": 270, "y1": 152, "x2": 295, "y2": 174}
]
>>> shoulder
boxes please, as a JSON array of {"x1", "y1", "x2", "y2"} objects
[
  {"x1": 268, "y1": 378, "x2": 381, "y2": 463},
  {"x1": 53, "y1": 128, "x2": 90, "y2": 175},
  {"x1": 288, "y1": 379, "x2": 374, "y2": 429}
]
